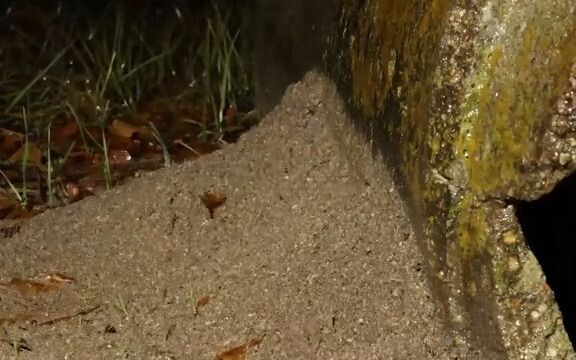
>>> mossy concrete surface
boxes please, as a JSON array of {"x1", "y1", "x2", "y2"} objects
[{"x1": 323, "y1": 0, "x2": 576, "y2": 359}]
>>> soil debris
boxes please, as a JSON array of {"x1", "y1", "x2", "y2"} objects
[
  {"x1": 214, "y1": 336, "x2": 265, "y2": 360},
  {"x1": 200, "y1": 189, "x2": 227, "y2": 219}
]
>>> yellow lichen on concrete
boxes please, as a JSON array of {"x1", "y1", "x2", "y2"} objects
[
  {"x1": 456, "y1": 1, "x2": 576, "y2": 198},
  {"x1": 454, "y1": 194, "x2": 488, "y2": 256},
  {"x1": 345, "y1": 0, "x2": 452, "y2": 210},
  {"x1": 329, "y1": 0, "x2": 576, "y2": 357},
  {"x1": 346, "y1": 0, "x2": 416, "y2": 117}
]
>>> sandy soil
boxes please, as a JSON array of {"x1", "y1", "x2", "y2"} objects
[{"x1": 0, "y1": 72, "x2": 482, "y2": 359}]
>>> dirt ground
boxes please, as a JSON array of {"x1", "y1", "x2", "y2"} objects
[{"x1": 0, "y1": 72, "x2": 482, "y2": 359}]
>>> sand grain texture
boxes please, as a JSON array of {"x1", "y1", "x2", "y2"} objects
[{"x1": 0, "y1": 73, "x2": 480, "y2": 359}]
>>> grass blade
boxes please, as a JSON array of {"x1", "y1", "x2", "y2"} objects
[{"x1": 5, "y1": 47, "x2": 69, "y2": 114}]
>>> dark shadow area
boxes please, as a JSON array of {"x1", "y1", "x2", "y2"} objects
[
  {"x1": 513, "y1": 172, "x2": 576, "y2": 346},
  {"x1": 252, "y1": 0, "x2": 339, "y2": 114}
]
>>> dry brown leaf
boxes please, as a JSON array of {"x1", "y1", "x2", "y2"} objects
[
  {"x1": 9, "y1": 143, "x2": 46, "y2": 171},
  {"x1": 0, "y1": 277, "x2": 60, "y2": 296},
  {"x1": 214, "y1": 337, "x2": 264, "y2": 360},
  {"x1": 59, "y1": 152, "x2": 97, "y2": 178},
  {"x1": 110, "y1": 119, "x2": 149, "y2": 139},
  {"x1": 50, "y1": 118, "x2": 79, "y2": 153},
  {"x1": 108, "y1": 132, "x2": 144, "y2": 158},
  {"x1": 0, "y1": 128, "x2": 24, "y2": 160},
  {"x1": 200, "y1": 190, "x2": 227, "y2": 219},
  {"x1": 197, "y1": 295, "x2": 210, "y2": 308},
  {"x1": 0, "y1": 191, "x2": 21, "y2": 214},
  {"x1": 53, "y1": 117, "x2": 78, "y2": 138},
  {"x1": 108, "y1": 149, "x2": 132, "y2": 165},
  {"x1": 224, "y1": 105, "x2": 238, "y2": 123},
  {"x1": 4, "y1": 206, "x2": 42, "y2": 220}
]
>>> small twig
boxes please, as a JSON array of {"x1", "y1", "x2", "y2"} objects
[{"x1": 38, "y1": 305, "x2": 100, "y2": 326}]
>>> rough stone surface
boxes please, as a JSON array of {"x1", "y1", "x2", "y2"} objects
[
  {"x1": 323, "y1": 1, "x2": 576, "y2": 357},
  {"x1": 0, "y1": 73, "x2": 482, "y2": 359}
]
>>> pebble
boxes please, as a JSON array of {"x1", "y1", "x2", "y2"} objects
[
  {"x1": 502, "y1": 231, "x2": 517, "y2": 245},
  {"x1": 538, "y1": 303, "x2": 548, "y2": 313},
  {"x1": 559, "y1": 153, "x2": 571, "y2": 166},
  {"x1": 547, "y1": 347, "x2": 558, "y2": 357},
  {"x1": 508, "y1": 257, "x2": 520, "y2": 272}
]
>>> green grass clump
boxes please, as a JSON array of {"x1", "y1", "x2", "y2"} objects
[{"x1": 0, "y1": 1, "x2": 253, "y2": 211}]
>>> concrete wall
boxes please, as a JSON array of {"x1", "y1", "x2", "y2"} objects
[{"x1": 252, "y1": 1, "x2": 576, "y2": 359}]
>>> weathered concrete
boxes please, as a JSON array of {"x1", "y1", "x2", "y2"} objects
[{"x1": 253, "y1": 1, "x2": 576, "y2": 359}]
